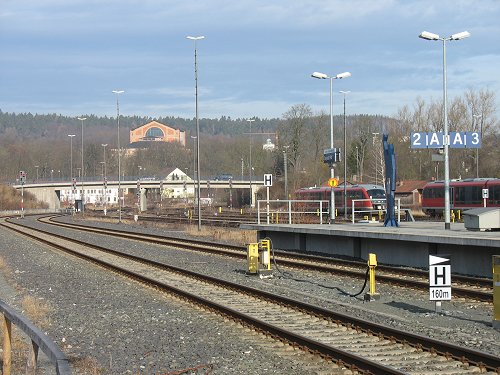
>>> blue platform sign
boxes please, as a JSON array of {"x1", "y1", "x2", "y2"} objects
[{"x1": 411, "y1": 131, "x2": 481, "y2": 149}]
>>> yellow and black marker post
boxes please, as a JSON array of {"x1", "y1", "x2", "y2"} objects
[{"x1": 364, "y1": 253, "x2": 380, "y2": 301}]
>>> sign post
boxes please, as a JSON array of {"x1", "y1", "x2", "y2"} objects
[
  {"x1": 482, "y1": 188, "x2": 489, "y2": 208},
  {"x1": 429, "y1": 255, "x2": 452, "y2": 313},
  {"x1": 264, "y1": 174, "x2": 273, "y2": 224}
]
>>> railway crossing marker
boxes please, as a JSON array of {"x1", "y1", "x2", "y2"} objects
[{"x1": 429, "y1": 254, "x2": 451, "y2": 313}]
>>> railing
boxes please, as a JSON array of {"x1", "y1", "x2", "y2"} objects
[
  {"x1": 1, "y1": 299, "x2": 71, "y2": 375},
  {"x1": 257, "y1": 200, "x2": 327, "y2": 224},
  {"x1": 256, "y1": 198, "x2": 409, "y2": 225},
  {"x1": 351, "y1": 199, "x2": 401, "y2": 224}
]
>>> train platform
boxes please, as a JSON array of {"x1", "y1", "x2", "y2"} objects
[{"x1": 240, "y1": 221, "x2": 500, "y2": 277}]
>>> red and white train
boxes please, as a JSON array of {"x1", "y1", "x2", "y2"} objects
[
  {"x1": 294, "y1": 184, "x2": 386, "y2": 213},
  {"x1": 422, "y1": 178, "x2": 500, "y2": 215}
]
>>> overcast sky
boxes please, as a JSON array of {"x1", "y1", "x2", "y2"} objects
[{"x1": 0, "y1": 0, "x2": 499, "y2": 120}]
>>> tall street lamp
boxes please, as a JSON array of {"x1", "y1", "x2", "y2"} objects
[
  {"x1": 340, "y1": 90, "x2": 350, "y2": 220},
  {"x1": 112, "y1": 90, "x2": 124, "y2": 223},
  {"x1": 247, "y1": 118, "x2": 256, "y2": 208},
  {"x1": 77, "y1": 117, "x2": 87, "y2": 214},
  {"x1": 311, "y1": 70, "x2": 351, "y2": 223},
  {"x1": 419, "y1": 30, "x2": 470, "y2": 230},
  {"x1": 473, "y1": 114, "x2": 482, "y2": 178},
  {"x1": 34, "y1": 165, "x2": 39, "y2": 181},
  {"x1": 68, "y1": 134, "x2": 76, "y2": 180},
  {"x1": 187, "y1": 35, "x2": 205, "y2": 231}
]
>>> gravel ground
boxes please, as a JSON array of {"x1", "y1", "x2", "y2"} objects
[{"x1": 0, "y1": 214, "x2": 499, "y2": 374}]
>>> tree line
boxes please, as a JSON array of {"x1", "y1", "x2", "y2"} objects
[{"x1": 0, "y1": 88, "x2": 498, "y2": 199}]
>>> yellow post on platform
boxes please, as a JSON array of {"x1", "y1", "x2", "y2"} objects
[
  {"x1": 365, "y1": 253, "x2": 380, "y2": 301},
  {"x1": 493, "y1": 255, "x2": 500, "y2": 329},
  {"x1": 218, "y1": 207, "x2": 222, "y2": 214},
  {"x1": 451, "y1": 210, "x2": 455, "y2": 223},
  {"x1": 457, "y1": 210, "x2": 461, "y2": 221},
  {"x1": 247, "y1": 243, "x2": 259, "y2": 274}
]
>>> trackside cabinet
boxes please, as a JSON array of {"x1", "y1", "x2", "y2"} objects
[{"x1": 494, "y1": 256, "x2": 500, "y2": 330}]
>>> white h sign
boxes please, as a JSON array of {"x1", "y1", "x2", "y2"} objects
[
  {"x1": 429, "y1": 255, "x2": 451, "y2": 301},
  {"x1": 264, "y1": 174, "x2": 273, "y2": 187}
]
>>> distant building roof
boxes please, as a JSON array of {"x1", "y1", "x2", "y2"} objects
[{"x1": 395, "y1": 180, "x2": 428, "y2": 194}]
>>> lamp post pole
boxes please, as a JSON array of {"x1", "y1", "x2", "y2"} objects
[
  {"x1": 473, "y1": 114, "x2": 482, "y2": 178},
  {"x1": 283, "y1": 145, "x2": 289, "y2": 200},
  {"x1": 372, "y1": 132, "x2": 379, "y2": 185},
  {"x1": 68, "y1": 135, "x2": 75, "y2": 181},
  {"x1": 35, "y1": 165, "x2": 39, "y2": 182},
  {"x1": 187, "y1": 35, "x2": 205, "y2": 231},
  {"x1": 340, "y1": 90, "x2": 350, "y2": 220},
  {"x1": 190, "y1": 135, "x2": 197, "y2": 202},
  {"x1": 102, "y1": 144, "x2": 108, "y2": 180},
  {"x1": 77, "y1": 117, "x2": 87, "y2": 215},
  {"x1": 247, "y1": 119, "x2": 255, "y2": 208},
  {"x1": 112, "y1": 90, "x2": 125, "y2": 223},
  {"x1": 419, "y1": 30, "x2": 470, "y2": 230},
  {"x1": 311, "y1": 71, "x2": 351, "y2": 223}
]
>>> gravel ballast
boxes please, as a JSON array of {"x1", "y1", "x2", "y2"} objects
[{"x1": 0, "y1": 215, "x2": 499, "y2": 374}]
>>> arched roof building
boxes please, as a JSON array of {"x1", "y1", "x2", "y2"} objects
[{"x1": 129, "y1": 120, "x2": 186, "y2": 147}]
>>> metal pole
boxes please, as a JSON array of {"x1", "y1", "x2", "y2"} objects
[
  {"x1": 442, "y1": 39, "x2": 451, "y2": 230},
  {"x1": 113, "y1": 90, "x2": 124, "y2": 223},
  {"x1": 187, "y1": 36, "x2": 205, "y2": 231},
  {"x1": 329, "y1": 77, "x2": 335, "y2": 223},
  {"x1": 247, "y1": 119, "x2": 255, "y2": 208},
  {"x1": 78, "y1": 117, "x2": 86, "y2": 215},
  {"x1": 283, "y1": 149, "x2": 288, "y2": 200},
  {"x1": 195, "y1": 42, "x2": 201, "y2": 230},
  {"x1": 342, "y1": 92, "x2": 347, "y2": 220}
]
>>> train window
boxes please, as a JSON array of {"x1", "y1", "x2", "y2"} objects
[
  {"x1": 366, "y1": 188, "x2": 385, "y2": 199},
  {"x1": 490, "y1": 185, "x2": 500, "y2": 204},
  {"x1": 456, "y1": 186, "x2": 482, "y2": 204}
]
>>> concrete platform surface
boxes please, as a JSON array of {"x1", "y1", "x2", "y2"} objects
[{"x1": 241, "y1": 221, "x2": 500, "y2": 277}]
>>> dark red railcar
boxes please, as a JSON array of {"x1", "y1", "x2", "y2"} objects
[{"x1": 422, "y1": 178, "x2": 500, "y2": 215}]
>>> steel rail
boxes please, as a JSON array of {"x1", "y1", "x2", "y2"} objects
[
  {"x1": 1, "y1": 219, "x2": 404, "y2": 375},
  {"x1": 4, "y1": 218, "x2": 500, "y2": 373},
  {"x1": 41, "y1": 216, "x2": 493, "y2": 302}
]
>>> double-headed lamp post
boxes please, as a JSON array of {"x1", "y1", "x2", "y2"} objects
[
  {"x1": 419, "y1": 30, "x2": 470, "y2": 230},
  {"x1": 77, "y1": 117, "x2": 87, "y2": 214},
  {"x1": 187, "y1": 35, "x2": 205, "y2": 231},
  {"x1": 112, "y1": 90, "x2": 125, "y2": 223},
  {"x1": 311, "y1": 71, "x2": 351, "y2": 223},
  {"x1": 339, "y1": 90, "x2": 350, "y2": 220}
]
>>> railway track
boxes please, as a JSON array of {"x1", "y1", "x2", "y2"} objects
[
  {"x1": 2, "y1": 217, "x2": 499, "y2": 374},
  {"x1": 39, "y1": 215, "x2": 493, "y2": 302}
]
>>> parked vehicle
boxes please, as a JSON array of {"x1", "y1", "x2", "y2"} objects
[{"x1": 214, "y1": 174, "x2": 233, "y2": 181}]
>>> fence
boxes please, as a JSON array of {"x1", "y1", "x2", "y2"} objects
[
  {"x1": 257, "y1": 200, "x2": 328, "y2": 224},
  {"x1": 1, "y1": 299, "x2": 71, "y2": 375},
  {"x1": 256, "y1": 198, "x2": 407, "y2": 225}
]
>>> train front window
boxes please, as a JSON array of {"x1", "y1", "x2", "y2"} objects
[{"x1": 367, "y1": 189, "x2": 385, "y2": 199}]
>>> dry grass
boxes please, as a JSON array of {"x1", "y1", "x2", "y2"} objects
[
  {"x1": 0, "y1": 184, "x2": 48, "y2": 210},
  {"x1": 184, "y1": 224, "x2": 256, "y2": 245},
  {"x1": 20, "y1": 295, "x2": 52, "y2": 329}
]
